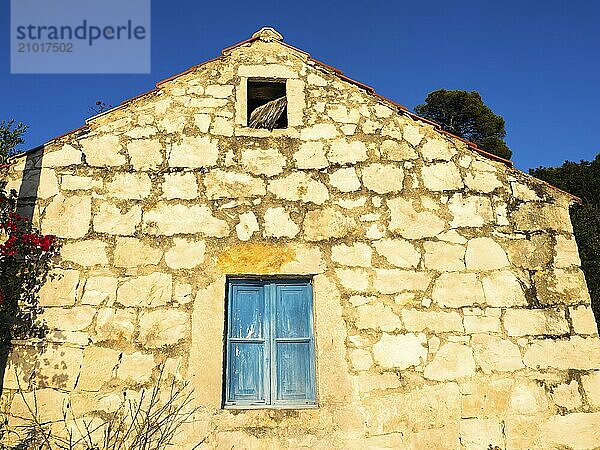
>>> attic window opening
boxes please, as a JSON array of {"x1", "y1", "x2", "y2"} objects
[{"x1": 247, "y1": 79, "x2": 288, "y2": 130}]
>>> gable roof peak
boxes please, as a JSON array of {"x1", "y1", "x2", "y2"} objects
[{"x1": 251, "y1": 27, "x2": 284, "y2": 42}]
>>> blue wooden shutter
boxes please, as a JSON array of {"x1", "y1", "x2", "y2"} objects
[
  {"x1": 226, "y1": 282, "x2": 268, "y2": 405},
  {"x1": 272, "y1": 282, "x2": 316, "y2": 404}
]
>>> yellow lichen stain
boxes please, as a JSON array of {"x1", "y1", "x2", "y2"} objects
[{"x1": 217, "y1": 243, "x2": 296, "y2": 274}]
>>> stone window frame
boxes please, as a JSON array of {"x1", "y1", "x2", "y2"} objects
[{"x1": 234, "y1": 64, "x2": 304, "y2": 137}]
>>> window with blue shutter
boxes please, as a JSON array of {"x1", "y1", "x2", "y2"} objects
[{"x1": 224, "y1": 279, "x2": 316, "y2": 408}]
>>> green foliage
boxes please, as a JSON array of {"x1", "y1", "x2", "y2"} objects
[
  {"x1": 0, "y1": 121, "x2": 28, "y2": 165},
  {"x1": 0, "y1": 122, "x2": 59, "y2": 347},
  {"x1": 415, "y1": 89, "x2": 512, "y2": 160},
  {"x1": 530, "y1": 153, "x2": 600, "y2": 321}
]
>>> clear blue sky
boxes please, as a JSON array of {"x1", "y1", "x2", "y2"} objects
[{"x1": 2, "y1": 0, "x2": 599, "y2": 170}]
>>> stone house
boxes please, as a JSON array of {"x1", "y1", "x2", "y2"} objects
[{"x1": 2, "y1": 27, "x2": 600, "y2": 449}]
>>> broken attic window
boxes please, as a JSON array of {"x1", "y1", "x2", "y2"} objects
[{"x1": 247, "y1": 79, "x2": 288, "y2": 130}]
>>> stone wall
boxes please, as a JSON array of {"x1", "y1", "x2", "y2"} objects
[{"x1": 2, "y1": 28, "x2": 600, "y2": 449}]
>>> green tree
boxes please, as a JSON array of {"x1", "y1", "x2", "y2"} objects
[
  {"x1": 415, "y1": 89, "x2": 512, "y2": 160},
  {"x1": 0, "y1": 120, "x2": 28, "y2": 165},
  {"x1": 530, "y1": 153, "x2": 600, "y2": 322}
]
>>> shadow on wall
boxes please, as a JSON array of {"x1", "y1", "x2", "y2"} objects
[{"x1": 0, "y1": 148, "x2": 43, "y2": 394}]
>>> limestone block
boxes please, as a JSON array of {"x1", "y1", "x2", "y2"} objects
[
  {"x1": 335, "y1": 268, "x2": 369, "y2": 292},
  {"x1": 409, "y1": 425, "x2": 460, "y2": 450},
  {"x1": 554, "y1": 235, "x2": 582, "y2": 268},
  {"x1": 432, "y1": 272, "x2": 484, "y2": 308},
  {"x1": 533, "y1": 268, "x2": 591, "y2": 305},
  {"x1": 280, "y1": 245, "x2": 326, "y2": 275},
  {"x1": 512, "y1": 202, "x2": 573, "y2": 233},
  {"x1": 168, "y1": 136, "x2": 218, "y2": 168},
  {"x1": 205, "y1": 84, "x2": 233, "y2": 98},
  {"x1": 138, "y1": 309, "x2": 189, "y2": 348},
  {"x1": 81, "y1": 276, "x2": 117, "y2": 305},
  {"x1": 424, "y1": 342, "x2": 476, "y2": 381},
  {"x1": 465, "y1": 237, "x2": 509, "y2": 270},
  {"x1": 293, "y1": 142, "x2": 328, "y2": 169},
  {"x1": 165, "y1": 238, "x2": 206, "y2": 269},
  {"x1": 355, "y1": 303, "x2": 401, "y2": 332},
  {"x1": 262, "y1": 207, "x2": 299, "y2": 238},
  {"x1": 124, "y1": 126, "x2": 157, "y2": 139},
  {"x1": 539, "y1": 412, "x2": 600, "y2": 449},
  {"x1": 552, "y1": 380, "x2": 582, "y2": 410},
  {"x1": 93, "y1": 203, "x2": 142, "y2": 235},
  {"x1": 81, "y1": 135, "x2": 126, "y2": 167},
  {"x1": 268, "y1": 172, "x2": 329, "y2": 204},
  {"x1": 361, "y1": 163, "x2": 404, "y2": 194},
  {"x1": 354, "y1": 372, "x2": 402, "y2": 393},
  {"x1": 420, "y1": 138, "x2": 456, "y2": 161},
  {"x1": 60, "y1": 240, "x2": 108, "y2": 266},
  {"x1": 106, "y1": 173, "x2": 152, "y2": 200},
  {"x1": 240, "y1": 148, "x2": 286, "y2": 176},
  {"x1": 471, "y1": 334, "x2": 524, "y2": 374},
  {"x1": 37, "y1": 168, "x2": 59, "y2": 199},
  {"x1": 94, "y1": 308, "x2": 135, "y2": 342},
  {"x1": 204, "y1": 169, "x2": 266, "y2": 199},
  {"x1": 234, "y1": 212, "x2": 258, "y2": 241},
  {"x1": 459, "y1": 418, "x2": 504, "y2": 450},
  {"x1": 193, "y1": 113, "x2": 211, "y2": 132},
  {"x1": 307, "y1": 73, "x2": 327, "y2": 86},
  {"x1": 570, "y1": 305, "x2": 599, "y2": 335},
  {"x1": 61, "y1": 175, "x2": 102, "y2": 191},
  {"x1": 9, "y1": 388, "x2": 67, "y2": 426},
  {"x1": 374, "y1": 269, "x2": 432, "y2": 294},
  {"x1": 173, "y1": 283, "x2": 193, "y2": 305},
  {"x1": 482, "y1": 270, "x2": 527, "y2": 307},
  {"x1": 209, "y1": 117, "x2": 233, "y2": 136},
  {"x1": 402, "y1": 124, "x2": 424, "y2": 146},
  {"x1": 327, "y1": 104, "x2": 360, "y2": 123},
  {"x1": 373, "y1": 238, "x2": 420, "y2": 268},
  {"x1": 143, "y1": 203, "x2": 229, "y2": 237},
  {"x1": 363, "y1": 383, "x2": 460, "y2": 435},
  {"x1": 328, "y1": 167, "x2": 361, "y2": 192},
  {"x1": 464, "y1": 171, "x2": 502, "y2": 193},
  {"x1": 349, "y1": 349, "x2": 373, "y2": 371},
  {"x1": 421, "y1": 162, "x2": 463, "y2": 191},
  {"x1": 161, "y1": 172, "x2": 199, "y2": 199},
  {"x1": 126, "y1": 139, "x2": 163, "y2": 170},
  {"x1": 387, "y1": 198, "x2": 445, "y2": 239},
  {"x1": 423, "y1": 241, "x2": 465, "y2": 271},
  {"x1": 113, "y1": 237, "x2": 163, "y2": 267},
  {"x1": 505, "y1": 234, "x2": 553, "y2": 270},
  {"x1": 43, "y1": 306, "x2": 96, "y2": 332},
  {"x1": 42, "y1": 194, "x2": 91, "y2": 238},
  {"x1": 581, "y1": 371, "x2": 600, "y2": 408},
  {"x1": 303, "y1": 207, "x2": 357, "y2": 241},
  {"x1": 503, "y1": 308, "x2": 569, "y2": 336},
  {"x1": 78, "y1": 346, "x2": 120, "y2": 391},
  {"x1": 42, "y1": 143, "x2": 82, "y2": 167},
  {"x1": 300, "y1": 123, "x2": 338, "y2": 140},
  {"x1": 381, "y1": 139, "x2": 417, "y2": 161},
  {"x1": 523, "y1": 336, "x2": 600, "y2": 370},
  {"x1": 511, "y1": 181, "x2": 541, "y2": 201},
  {"x1": 327, "y1": 140, "x2": 368, "y2": 164},
  {"x1": 39, "y1": 269, "x2": 80, "y2": 306},
  {"x1": 464, "y1": 315, "x2": 500, "y2": 333},
  {"x1": 116, "y1": 352, "x2": 155, "y2": 384},
  {"x1": 117, "y1": 272, "x2": 172, "y2": 307},
  {"x1": 331, "y1": 242, "x2": 372, "y2": 267},
  {"x1": 448, "y1": 194, "x2": 493, "y2": 228},
  {"x1": 401, "y1": 309, "x2": 463, "y2": 333},
  {"x1": 372, "y1": 333, "x2": 427, "y2": 369}
]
